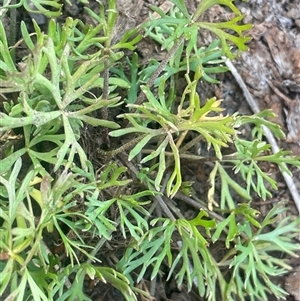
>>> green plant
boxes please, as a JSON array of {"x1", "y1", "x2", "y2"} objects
[{"x1": 0, "y1": 0, "x2": 299, "y2": 301}]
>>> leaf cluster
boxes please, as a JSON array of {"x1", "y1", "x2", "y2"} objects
[{"x1": 0, "y1": 0, "x2": 299, "y2": 301}]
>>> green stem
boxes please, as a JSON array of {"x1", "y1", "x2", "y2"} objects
[{"x1": 9, "y1": 0, "x2": 16, "y2": 62}]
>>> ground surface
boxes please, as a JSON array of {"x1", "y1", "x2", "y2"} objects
[{"x1": 3, "y1": 0, "x2": 300, "y2": 300}]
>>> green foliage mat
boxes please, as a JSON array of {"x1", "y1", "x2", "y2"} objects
[{"x1": 0, "y1": 0, "x2": 299, "y2": 300}]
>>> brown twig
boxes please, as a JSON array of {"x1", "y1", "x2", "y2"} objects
[
  {"x1": 132, "y1": 36, "x2": 185, "y2": 110},
  {"x1": 117, "y1": 152, "x2": 176, "y2": 221},
  {"x1": 100, "y1": 56, "x2": 111, "y2": 147}
]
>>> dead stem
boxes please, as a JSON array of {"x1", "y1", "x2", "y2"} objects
[
  {"x1": 132, "y1": 36, "x2": 185, "y2": 110},
  {"x1": 100, "y1": 56, "x2": 111, "y2": 147}
]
